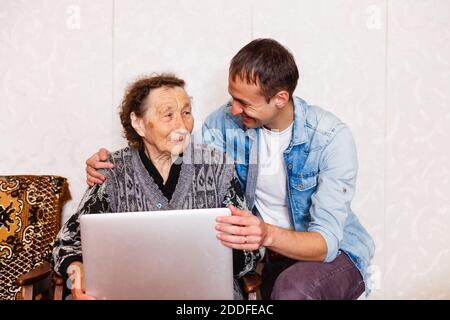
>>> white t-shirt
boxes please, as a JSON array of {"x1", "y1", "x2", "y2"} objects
[{"x1": 254, "y1": 122, "x2": 294, "y2": 230}]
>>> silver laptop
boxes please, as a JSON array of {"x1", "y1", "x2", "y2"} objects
[{"x1": 80, "y1": 208, "x2": 233, "y2": 300}]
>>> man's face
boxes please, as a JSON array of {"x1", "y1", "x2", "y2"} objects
[{"x1": 228, "y1": 77, "x2": 279, "y2": 129}]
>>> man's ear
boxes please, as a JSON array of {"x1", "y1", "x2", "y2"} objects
[
  {"x1": 130, "y1": 112, "x2": 146, "y2": 137},
  {"x1": 273, "y1": 90, "x2": 290, "y2": 109}
]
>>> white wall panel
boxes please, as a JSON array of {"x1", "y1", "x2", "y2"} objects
[
  {"x1": 0, "y1": 0, "x2": 113, "y2": 221},
  {"x1": 253, "y1": 0, "x2": 387, "y2": 298},
  {"x1": 384, "y1": 0, "x2": 450, "y2": 299},
  {"x1": 1, "y1": 0, "x2": 449, "y2": 299},
  {"x1": 112, "y1": 0, "x2": 253, "y2": 149}
]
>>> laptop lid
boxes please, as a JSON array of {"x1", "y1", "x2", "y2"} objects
[{"x1": 80, "y1": 208, "x2": 233, "y2": 300}]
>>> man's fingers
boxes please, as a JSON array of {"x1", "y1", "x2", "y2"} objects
[
  {"x1": 85, "y1": 150, "x2": 114, "y2": 169},
  {"x1": 86, "y1": 154, "x2": 100, "y2": 166},
  {"x1": 85, "y1": 162, "x2": 109, "y2": 187},
  {"x1": 216, "y1": 232, "x2": 261, "y2": 246},
  {"x1": 228, "y1": 205, "x2": 252, "y2": 217},
  {"x1": 216, "y1": 214, "x2": 258, "y2": 227},
  {"x1": 215, "y1": 223, "x2": 253, "y2": 236},
  {"x1": 93, "y1": 161, "x2": 114, "y2": 170},
  {"x1": 217, "y1": 233, "x2": 245, "y2": 244},
  {"x1": 98, "y1": 148, "x2": 110, "y2": 161},
  {"x1": 218, "y1": 239, "x2": 260, "y2": 251},
  {"x1": 87, "y1": 177, "x2": 104, "y2": 186},
  {"x1": 218, "y1": 232, "x2": 259, "y2": 244},
  {"x1": 86, "y1": 166, "x2": 106, "y2": 181},
  {"x1": 216, "y1": 215, "x2": 247, "y2": 226}
]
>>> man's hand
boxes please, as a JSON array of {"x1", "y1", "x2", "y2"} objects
[
  {"x1": 215, "y1": 205, "x2": 272, "y2": 250},
  {"x1": 217, "y1": 207, "x2": 328, "y2": 261},
  {"x1": 67, "y1": 262, "x2": 95, "y2": 300},
  {"x1": 85, "y1": 148, "x2": 113, "y2": 186}
]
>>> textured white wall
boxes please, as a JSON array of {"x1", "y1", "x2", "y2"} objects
[{"x1": 0, "y1": 0, "x2": 449, "y2": 299}]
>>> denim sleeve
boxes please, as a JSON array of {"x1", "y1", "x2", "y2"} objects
[
  {"x1": 307, "y1": 126, "x2": 358, "y2": 263},
  {"x1": 196, "y1": 105, "x2": 228, "y2": 152}
]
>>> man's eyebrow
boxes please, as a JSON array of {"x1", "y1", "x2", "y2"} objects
[{"x1": 231, "y1": 95, "x2": 251, "y2": 106}]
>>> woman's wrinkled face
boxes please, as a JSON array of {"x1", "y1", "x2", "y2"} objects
[{"x1": 132, "y1": 86, "x2": 194, "y2": 156}]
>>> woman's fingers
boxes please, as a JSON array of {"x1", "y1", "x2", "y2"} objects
[
  {"x1": 72, "y1": 289, "x2": 96, "y2": 300},
  {"x1": 68, "y1": 262, "x2": 95, "y2": 300}
]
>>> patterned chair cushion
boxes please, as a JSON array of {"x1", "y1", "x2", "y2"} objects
[{"x1": 0, "y1": 176, "x2": 70, "y2": 300}]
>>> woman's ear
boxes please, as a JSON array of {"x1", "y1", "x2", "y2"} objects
[
  {"x1": 274, "y1": 90, "x2": 290, "y2": 109},
  {"x1": 130, "y1": 112, "x2": 146, "y2": 137}
]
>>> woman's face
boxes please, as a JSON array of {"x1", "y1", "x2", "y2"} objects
[{"x1": 132, "y1": 86, "x2": 194, "y2": 156}]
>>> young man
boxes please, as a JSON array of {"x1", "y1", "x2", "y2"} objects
[{"x1": 86, "y1": 38, "x2": 375, "y2": 300}]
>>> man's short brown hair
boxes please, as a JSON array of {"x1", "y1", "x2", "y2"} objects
[
  {"x1": 119, "y1": 74, "x2": 185, "y2": 149},
  {"x1": 229, "y1": 38, "x2": 299, "y2": 103}
]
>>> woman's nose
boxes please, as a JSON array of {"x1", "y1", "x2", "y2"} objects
[
  {"x1": 175, "y1": 113, "x2": 188, "y2": 130},
  {"x1": 230, "y1": 101, "x2": 243, "y2": 116}
]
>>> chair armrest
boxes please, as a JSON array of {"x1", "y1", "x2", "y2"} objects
[
  {"x1": 16, "y1": 262, "x2": 52, "y2": 286},
  {"x1": 242, "y1": 273, "x2": 262, "y2": 294}
]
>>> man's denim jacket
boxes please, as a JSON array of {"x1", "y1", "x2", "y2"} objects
[{"x1": 197, "y1": 96, "x2": 375, "y2": 295}]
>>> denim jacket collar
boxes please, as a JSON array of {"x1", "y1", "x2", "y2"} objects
[{"x1": 290, "y1": 96, "x2": 309, "y2": 147}]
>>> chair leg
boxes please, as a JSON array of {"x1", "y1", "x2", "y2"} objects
[
  {"x1": 54, "y1": 285, "x2": 63, "y2": 300},
  {"x1": 22, "y1": 285, "x2": 33, "y2": 300}
]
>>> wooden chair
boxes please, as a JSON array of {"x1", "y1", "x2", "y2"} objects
[
  {"x1": 16, "y1": 261, "x2": 65, "y2": 300},
  {"x1": 0, "y1": 175, "x2": 70, "y2": 300}
]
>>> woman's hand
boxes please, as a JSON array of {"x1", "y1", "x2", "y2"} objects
[
  {"x1": 67, "y1": 261, "x2": 96, "y2": 300},
  {"x1": 85, "y1": 148, "x2": 114, "y2": 186},
  {"x1": 215, "y1": 205, "x2": 273, "y2": 250}
]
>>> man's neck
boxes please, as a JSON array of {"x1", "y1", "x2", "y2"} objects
[{"x1": 264, "y1": 100, "x2": 294, "y2": 131}]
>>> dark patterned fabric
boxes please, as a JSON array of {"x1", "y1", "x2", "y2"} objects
[
  {"x1": 52, "y1": 144, "x2": 263, "y2": 299},
  {"x1": 0, "y1": 175, "x2": 69, "y2": 300}
]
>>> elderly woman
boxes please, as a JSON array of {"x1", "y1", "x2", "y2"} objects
[{"x1": 52, "y1": 74, "x2": 262, "y2": 300}]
